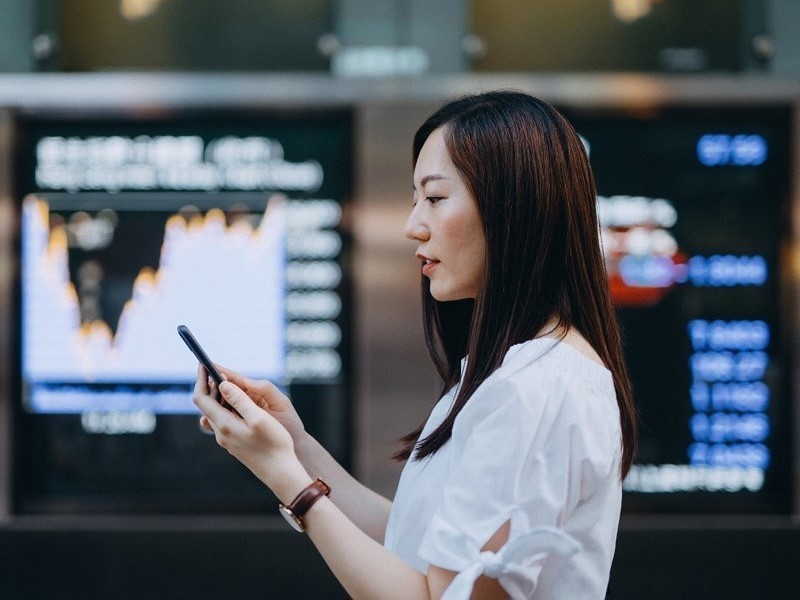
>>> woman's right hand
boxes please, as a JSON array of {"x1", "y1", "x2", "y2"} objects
[{"x1": 199, "y1": 366, "x2": 306, "y2": 444}]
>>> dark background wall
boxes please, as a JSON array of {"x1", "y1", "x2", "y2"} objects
[
  {"x1": 1, "y1": 518, "x2": 799, "y2": 600},
  {"x1": 0, "y1": 1, "x2": 799, "y2": 598}
]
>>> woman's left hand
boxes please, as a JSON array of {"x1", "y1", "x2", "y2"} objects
[{"x1": 192, "y1": 365, "x2": 312, "y2": 501}]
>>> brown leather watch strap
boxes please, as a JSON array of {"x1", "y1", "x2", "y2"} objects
[{"x1": 284, "y1": 478, "x2": 331, "y2": 520}]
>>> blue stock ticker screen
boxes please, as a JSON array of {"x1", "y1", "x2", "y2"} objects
[
  {"x1": 14, "y1": 112, "x2": 353, "y2": 513},
  {"x1": 568, "y1": 106, "x2": 793, "y2": 513}
]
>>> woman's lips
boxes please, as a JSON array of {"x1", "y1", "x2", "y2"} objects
[{"x1": 422, "y1": 259, "x2": 439, "y2": 276}]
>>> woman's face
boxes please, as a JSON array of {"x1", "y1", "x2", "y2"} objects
[{"x1": 404, "y1": 127, "x2": 486, "y2": 301}]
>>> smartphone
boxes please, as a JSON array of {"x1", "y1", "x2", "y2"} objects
[{"x1": 177, "y1": 324, "x2": 225, "y2": 394}]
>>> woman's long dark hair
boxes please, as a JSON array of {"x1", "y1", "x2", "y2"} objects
[{"x1": 395, "y1": 91, "x2": 637, "y2": 478}]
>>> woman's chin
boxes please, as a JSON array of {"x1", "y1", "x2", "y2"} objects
[
  {"x1": 428, "y1": 285, "x2": 452, "y2": 302},
  {"x1": 428, "y1": 284, "x2": 473, "y2": 303}
]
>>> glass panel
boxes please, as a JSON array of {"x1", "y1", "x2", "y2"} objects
[
  {"x1": 58, "y1": 0, "x2": 332, "y2": 71},
  {"x1": 469, "y1": 0, "x2": 742, "y2": 72}
]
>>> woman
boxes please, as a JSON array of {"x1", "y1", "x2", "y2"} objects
[{"x1": 193, "y1": 90, "x2": 636, "y2": 599}]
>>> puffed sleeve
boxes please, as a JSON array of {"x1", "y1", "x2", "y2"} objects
[{"x1": 418, "y1": 375, "x2": 617, "y2": 599}]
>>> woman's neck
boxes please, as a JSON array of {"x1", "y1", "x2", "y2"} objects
[{"x1": 537, "y1": 320, "x2": 606, "y2": 368}]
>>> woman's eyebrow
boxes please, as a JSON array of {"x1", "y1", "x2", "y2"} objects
[{"x1": 412, "y1": 173, "x2": 450, "y2": 190}]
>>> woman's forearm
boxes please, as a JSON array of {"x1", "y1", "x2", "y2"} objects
[
  {"x1": 303, "y1": 496, "x2": 435, "y2": 600},
  {"x1": 293, "y1": 431, "x2": 393, "y2": 543}
]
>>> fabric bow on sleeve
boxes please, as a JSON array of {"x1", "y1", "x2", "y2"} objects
[{"x1": 441, "y1": 527, "x2": 582, "y2": 600}]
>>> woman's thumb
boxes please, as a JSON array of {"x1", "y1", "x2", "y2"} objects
[{"x1": 219, "y1": 381, "x2": 255, "y2": 418}]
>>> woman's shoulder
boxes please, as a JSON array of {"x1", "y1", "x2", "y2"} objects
[
  {"x1": 500, "y1": 335, "x2": 613, "y2": 393},
  {"x1": 456, "y1": 336, "x2": 618, "y2": 434}
]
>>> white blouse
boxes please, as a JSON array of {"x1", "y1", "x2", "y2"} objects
[{"x1": 384, "y1": 338, "x2": 622, "y2": 599}]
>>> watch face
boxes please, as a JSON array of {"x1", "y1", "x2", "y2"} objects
[{"x1": 279, "y1": 505, "x2": 305, "y2": 532}]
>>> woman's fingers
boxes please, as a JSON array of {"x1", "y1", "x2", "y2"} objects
[
  {"x1": 195, "y1": 365, "x2": 218, "y2": 431},
  {"x1": 217, "y1": 366, "x2": 275, "y2": 396},
  {"x1": 217, "y1": 366, "x2": 284, "y2": 409},
  {"x1": 193, "y1": 368, "x2": 242, "y2": 433},
  {"x1": 217, "y1": 366, "x2": 256, "y2": 393},
  {"x1": 193, "y1": 363, "x2": 210, "y2": 396},
  {"x1": 218, "y1": 381, "x2": 261, "y2": 422},
  {"x1": 194, "y1": 383, "x2": 230, "y2": 422}
]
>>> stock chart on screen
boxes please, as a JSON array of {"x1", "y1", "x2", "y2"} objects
[{"x1": 13, "y1": 112, "x2": 353, "y2": 513}]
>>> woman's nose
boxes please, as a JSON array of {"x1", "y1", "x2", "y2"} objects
[{"x1": 403, "y1": 208, "x2": 429, "y2": 241}]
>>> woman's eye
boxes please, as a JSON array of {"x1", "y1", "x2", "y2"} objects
[{"x1": 426, "y1": 196, "x2": 444, "y2": 204}]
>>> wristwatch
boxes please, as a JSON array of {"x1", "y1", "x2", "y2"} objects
[{"x1": 278, "y1": 477, "x2": 331, "y2": 533}]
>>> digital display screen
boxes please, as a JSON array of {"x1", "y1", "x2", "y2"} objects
[
  {"x1": 13, "y1": 111, "x2": 353, "y2": 513},
  {"x1": 566, "y1": 106, "x2": 793, "y2": 513}
]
